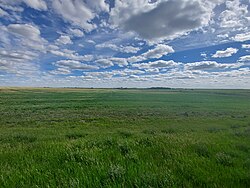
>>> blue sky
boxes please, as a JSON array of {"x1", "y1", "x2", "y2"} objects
[{"x1": 0, "y1": 0, "x2": 249, "y2": 88}]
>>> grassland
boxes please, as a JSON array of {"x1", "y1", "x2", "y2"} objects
[{"x1": 0, "y1": 88, "x2": 249, "y2": 187}]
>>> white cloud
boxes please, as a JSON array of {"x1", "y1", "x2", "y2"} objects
[
  {"x1": 219, "y1": 0, "x2": 248, "y2": 28},
  {"x1": 143, "y1": 44, "x2": 174, "y2": 59},
  {"x1": 84, "y1": 0, "x2": 109, "y2": 12},
  {"x1": 56, "y1": 35, "x2": 73, "y2": 45},
  {"x1": 53, "y1": 60, "x2": 98, "y2": 71},
  {"x1": 212, "y1": 47, "x2": 238, "y2": 58},
  {"x1": 0, "y1": 2, "x2": 23, "y2": 12},
  {"x1": 49, "y1": 49, "x2": 93, "y2": 61},
  {"x1": 123, "y1": 69, "x2": 145, "y2": 75},
  {"x1": 128, "y1": 44, "x2": 174, "y2": 63},
  {"x1": 48, "y1": 44, "x2": 59, "y2": 50},
  {"x1": 211, "y1": 68, "x2": 250, "y2": 78},
  {"x1": 185, "y1": 61, "x2": 243, "y2": 70},
  {"x1": 0, "y1": 7, "x2": 8, "y2": 16},
  {"x1": 110, "y1": 0, "x2": 224, "y2": 41},
  {"x1": 0, "y1": 0, "x2": 46, "y2": 11},
  {"x1": 69, "y1": 28, "x2": 84, "y2": 37},
  {"x1": 23, "y1": 0, "x2": 47, "y2": 11},
  {"x1": 83, "y1": 71, "x2": 113, "y2": 80},
  {"x1": 0, "y1": 23, "x2": 50, "y2": 76},
  {"x1": 84, "y1": 69, "x2": 145, "y2": 80},
  {"x1": 5, "y1": 24, "x2": 47, "y2": 52},
  {"x1": 96, "y1": 43, "x2": 140, "y2": 54},
  {"x1": 238, "y1": 55, "x2": 250, "y2": 62},
  {"x1": 52, "y1": 0, "x2": 95, "y2": 32},
  {"x1": 0, "y1": 0, "x2": 249, "y2": 89},
  {"x1": 0, "y1": 49, "x2": 36, "y2": 61},
  {"x1": 96, "y1": 43, "x2": 119, "y2": 50},
  {"x1": 120, "y1": 46, "x2": 140, "y2": 53},
  {"x1": 242, "y1": 44, "x2": 250, "y2": 49},
  {"x1": 95, "y1": 59, "x2": 114, "y2": 68},
  {"x1": 95, "y1": 57, "x2": 128, "y2": 68},
  {"x1": 86, "y1": 39, "x2": 96, "y2": 44},
  {"x1": 217, "y1": 34, "x2": 229, "y2": 39},
  {"x1": 144, "y1": 68, "x2": 160, "y2": 73},
  {"x1": 133, "y1": 60, "x2": 179, "y2": 69},
  {"x1": 50, "y1": 67, "x2": 72, "y2": 75},
  {"x1": 233, "y1": 32, "x2": 250, "y2": 42},
  {"x1": 0, "y1": 49, "x2": 39, "y2": 75},
  {"x1": 201, "y1": 52, "x2": 207, "y2": 58},
  {"x1": 52, "y1": 0, "x2": 108, "y2": 32},
  {"x1": 109, "y1": 58, "x2": 128, "y2": 67},
  {"x1": 109, "y1": 0, "x2": 154, "y2": 27},
  {"x1": 7, "y1": 24, "x2": 41, "y2": 41}
]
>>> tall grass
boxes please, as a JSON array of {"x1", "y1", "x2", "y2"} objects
[{"x1": 0, "y1": 88, "x2": 249, "y2": 187}]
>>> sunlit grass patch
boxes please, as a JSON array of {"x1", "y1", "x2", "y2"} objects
[{"x1": 215, "y1": 152, "x2": 234, "y2": 167}]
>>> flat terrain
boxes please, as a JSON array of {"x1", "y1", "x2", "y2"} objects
[{"x1": 0, "y1": 88, "x2": 249, "y2": 187}]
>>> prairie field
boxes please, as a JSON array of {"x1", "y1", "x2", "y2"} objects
[{"x1": 0, "y1": 88, "x2": 250, "y2": 187}]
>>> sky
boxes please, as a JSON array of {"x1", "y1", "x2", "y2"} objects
[{"x1": 0, "y1": 0, "x2": 249, "y2": 88}]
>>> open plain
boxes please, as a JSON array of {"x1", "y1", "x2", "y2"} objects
[{"x1": 0, "y1": 88, "x2": 250, "y2": 187}]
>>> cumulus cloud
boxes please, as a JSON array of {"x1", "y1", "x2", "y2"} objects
[
  {"x1": 69, "y1": 28, "x2": 84, "y2": 37},
  {"x1": 23, "y1": 0, "x2": 47, "y2": 11},
  {"x1": 201, "y1": 52, "x2": 208, "y2": 59},
  {"x1": 53, "y1": 60, "x2": 98, "y2": 71},
  {"x1": 95, "y1": 57, "x2": 128, "y2": 68},
  {"x1": 242, "y1": 44, "x2": 250, "y2": 49},
  {"x1": 143, "y1": 44, "x2": 174, "y2": 59},
  {"x1": 0, "y1": 7, "x2": 8, "y2": 16},
  {"x1": 84, "y1": 0, "x2": 109, "y2": 12},
  {"x1": 0, "y1": 0, "x2": 249, "y2": 88},
  {"x1": 0, "y1": 23, "x2": 49, "y2": 76},
  {"x1": 86, "y1": 40, "x2": 96, "y2": 44},
  {"x1": 212, "y1": 47, "x2": 238, "y2": 58},
  {"x1": 4, "y1": 24, "x2": 47, "y2": 52},
  {"x1": 0, "y1": 49, "x2": 39, "y2": 75},
  {"x1": 185, "y1": 61, "x2": 243, "y2": 70},
  {"x1": 110, "y1": 0, "x2": 223, "y2": 40},
  {"x1": 128, "y1": 44, "x2": 174, "y2": 63},
  {"x1": 0, "y1": 49, "x2": 36, "y2": 61},
  {"x1": 109, "y1": 0, "x2": 154, "y2": 27},
  {"x1": 56, "y1": 35, "x2": 73, "y2": 45},
  {"x1": 233, "y1": 32, "x2": 250, "y2": 42},
  {"x1": 238, "y1": 55, "x2": 250, "y2": 62},
  {"x1": 96, "y1": 43, "x2": 140, "y2": 54},
  {"x1": 95, "y1": 59, "x2": 114, "y2": 68},
  {"x1": 121, "y1": 46, "x2": 141, "y2": 53},
  {"x1": 0, "y1": 0, "x2": 47, "y2": 11},
  {"x1": 133, "y1": 60, "x2": 179, "y2": 69},
  {"x1": 50, "y1": 67, "x2": 72, "y2": 75},
  {"x1": 219, "y1": 0, "x2": 248, "y2": 28},
  {"x1": 49, "y1": 49, "x2": 93, "y2": 61},
  {"x1": 84, "y1": 69, "x2": 146, "y2": 80},
  {"x1": 7, "y1": 24, "x2": 42, "y2": 41},
  {"x1": 52, "y1": 0, "x2": 95, "y2": 32},
  {"x1": 52, "y1": 0, "x2": 108, "y2": 32},
  {"x1": 217, "y1": 34, "x2": 229, "y2": 39},
  {"x1": 110, "y1": 58, "x2": 128, "y2": 67}
]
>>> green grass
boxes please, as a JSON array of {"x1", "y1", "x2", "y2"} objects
[{"x1": 0, "y1": 88, "x2": 250, "y2": 187}]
